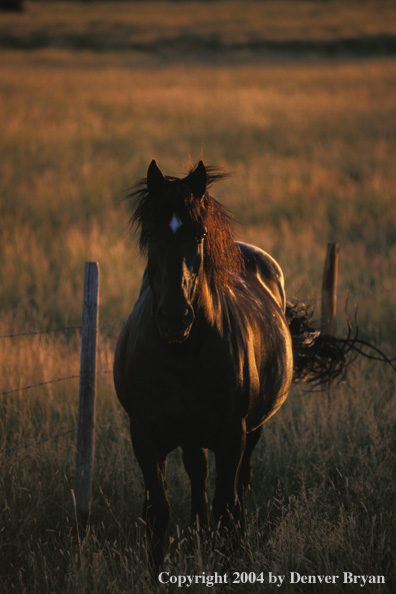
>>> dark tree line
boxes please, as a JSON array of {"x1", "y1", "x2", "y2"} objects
[{"x1": 1, "y1": 0, "x2": 24, "y2": 11}]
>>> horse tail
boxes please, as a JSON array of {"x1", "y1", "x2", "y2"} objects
[{"x1": 285, "y1": 299, "x2": 395, "y2": 387}]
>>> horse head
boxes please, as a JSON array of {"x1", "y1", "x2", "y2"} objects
[
  {"x1": 143, "y1": 160, "x2": 208, "y2": 343},
  {"x1": 130, "y1": 160, "x2": 243, "y2": 344}
]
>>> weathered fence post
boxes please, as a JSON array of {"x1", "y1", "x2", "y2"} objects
[
  {"x1": 321, "y1": 243, "x2": 339, "y2": 336},
  {"x1": 74, "y1": 262, "x2": 99, "y2": 526}
]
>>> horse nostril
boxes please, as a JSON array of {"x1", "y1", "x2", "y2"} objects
[{"x1": 157, "y1": 304, "x2": 194, "y2": 333}]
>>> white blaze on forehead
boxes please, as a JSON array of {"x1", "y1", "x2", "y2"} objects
[{"x1": 169, "y1": 212, "x2": 183, "y2": 234}]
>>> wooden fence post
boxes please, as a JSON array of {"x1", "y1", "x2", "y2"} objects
[
  {"x1": 321, "y1": 243, "x2": 339, "y2": 336},
  {"x1": 74, "y1": 262, "x2": 99, "y2": 526}
]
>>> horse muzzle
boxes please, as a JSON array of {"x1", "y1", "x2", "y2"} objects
[{"x1": 155, "y1": 304, "x2": 195, "y2": 344}]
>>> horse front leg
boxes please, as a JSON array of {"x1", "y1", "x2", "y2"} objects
[
  {"x1": 131, "y1": 425, "x2": 170, "y2": 571},
  {"x1": 212, "y1": 419, "x2": 246, "y2": 534},
  {"x1": 182, "y1": 446, "x2": 209, "y2": 529}
]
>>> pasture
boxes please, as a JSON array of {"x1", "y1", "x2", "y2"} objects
[{"x1": 1, "y1": 2, "x2": 396, "y2": 592}]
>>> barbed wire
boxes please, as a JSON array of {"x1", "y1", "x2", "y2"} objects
[
  {"x1": 0, "y1": 374, "x2": 81, "y2": 397},
  {"x1": 0, "y1": 325, "x2": 82, "y2": 340},
  {"x1": 1, "y1": 284, "x2": 394, "y2": 397},
  {"x1": 1, "y1": 286, "x2": 394, "y2": 458},
  {"x1": 0, "y1": 369, "x2": 112, "y2": 398},
  {"x1": 0, "y1": 320, "x2": 125, "y2": 341},
  {"x1": 0, "y1": 287, "x2": 394, "y2": 342},
  {"x1": 1, "y1": 283, "x2": 394, "y2": 388}
]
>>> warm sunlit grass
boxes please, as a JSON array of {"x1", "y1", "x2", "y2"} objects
[
  {"x1": 2, "y1": 345, "x2": 395, "y2": 592},
  {"x1": 1, "y1": 55, "x2": 395, "y2": 335}
]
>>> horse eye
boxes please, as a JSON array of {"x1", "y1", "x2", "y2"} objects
[
  {"x1": 197, "y1": 228, "x2": 207, "y2": 242},
  {"x1": 197, "y1": 232, "x2": 206, "y2": 243}
]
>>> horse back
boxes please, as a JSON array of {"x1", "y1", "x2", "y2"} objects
[{"x1": 237, "y1": 241, "x2": 286, "y2": 312}]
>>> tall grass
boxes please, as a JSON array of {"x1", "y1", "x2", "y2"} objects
[
  {"x1": 2, "y1": 351, "x2": 395, "y2": 592},
  {"x1": 1, "y1": 2, "x2": 396, "y2": 592},
  {"x1": 1, "y1": 55, "x2": 396, "y2": 335}
]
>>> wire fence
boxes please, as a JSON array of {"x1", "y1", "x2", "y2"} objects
[
  {"x1": 0, "y1": 319, "x2": 124, "y2": 341},
  {"x1": 0, "y1": 374, "x2": 81, "y2": 397},
  {"x1": 1, "y1": 283, "x2": 394, "y2": 338},
  {"x1": 0, "y1": 317, "x2": 121, "y2": 456},
  {"x1": 1, "y1": 286, "x2": 394, "y2": 340},
  {"x1": 0, "y1": 369, "x2": 113, "y2": 398},
  {"x1": 1, "y1": 284, "x2": 395, "y2": 458}
]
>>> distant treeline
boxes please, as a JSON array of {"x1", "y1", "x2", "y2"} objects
[
  {"x1": 0, "y1": 0, "x2": 373, "y2": 10},
  {"x1": 1, "y1": 0, "x2": 24, "y2": 10},
  {"x1": 13, "y1": 0, "x2": 361, "y2": 4},
  {"x1": 3, "y1": 0, "x2": 395, "y2": 60}
]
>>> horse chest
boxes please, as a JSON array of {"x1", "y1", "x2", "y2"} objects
[
  {"x1": 146, "y1": 350, "x2": 238, "y2": 409},
  {"x1": 130, "y1": 339, "x2": 245, "y2": 444}
]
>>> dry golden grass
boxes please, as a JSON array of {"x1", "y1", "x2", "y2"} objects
[{"x1": 1, "y1": 54, "x2": 395, "y2": 335}]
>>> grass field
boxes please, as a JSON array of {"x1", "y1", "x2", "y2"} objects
[{"x1": 1, "y1": 2, "x2": 396, "y2": 592}]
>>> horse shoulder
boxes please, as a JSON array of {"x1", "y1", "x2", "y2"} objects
[{"x1": 236, "y1": 241, "x2": 286, "y2": 311}]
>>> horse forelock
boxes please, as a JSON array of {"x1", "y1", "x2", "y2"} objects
[{"x1": 128, "y1": 164, "x2": 244, "y2": 292}]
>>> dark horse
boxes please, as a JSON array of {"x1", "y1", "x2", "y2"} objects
[{"x1": 114, "y1": 160, "x2": 294, "y2": 566}]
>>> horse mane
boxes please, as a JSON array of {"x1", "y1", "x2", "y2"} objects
[{"x1": 129, "y1": 164, "x2": 244, "y2": 292}]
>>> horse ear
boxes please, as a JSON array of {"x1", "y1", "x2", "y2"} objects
[
  {"x1": 147, "y1": 160, "x2": 165, "y2": 196},
  {"x1": 189, "y1": 161, "x2": 207, "y2": 198}
]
